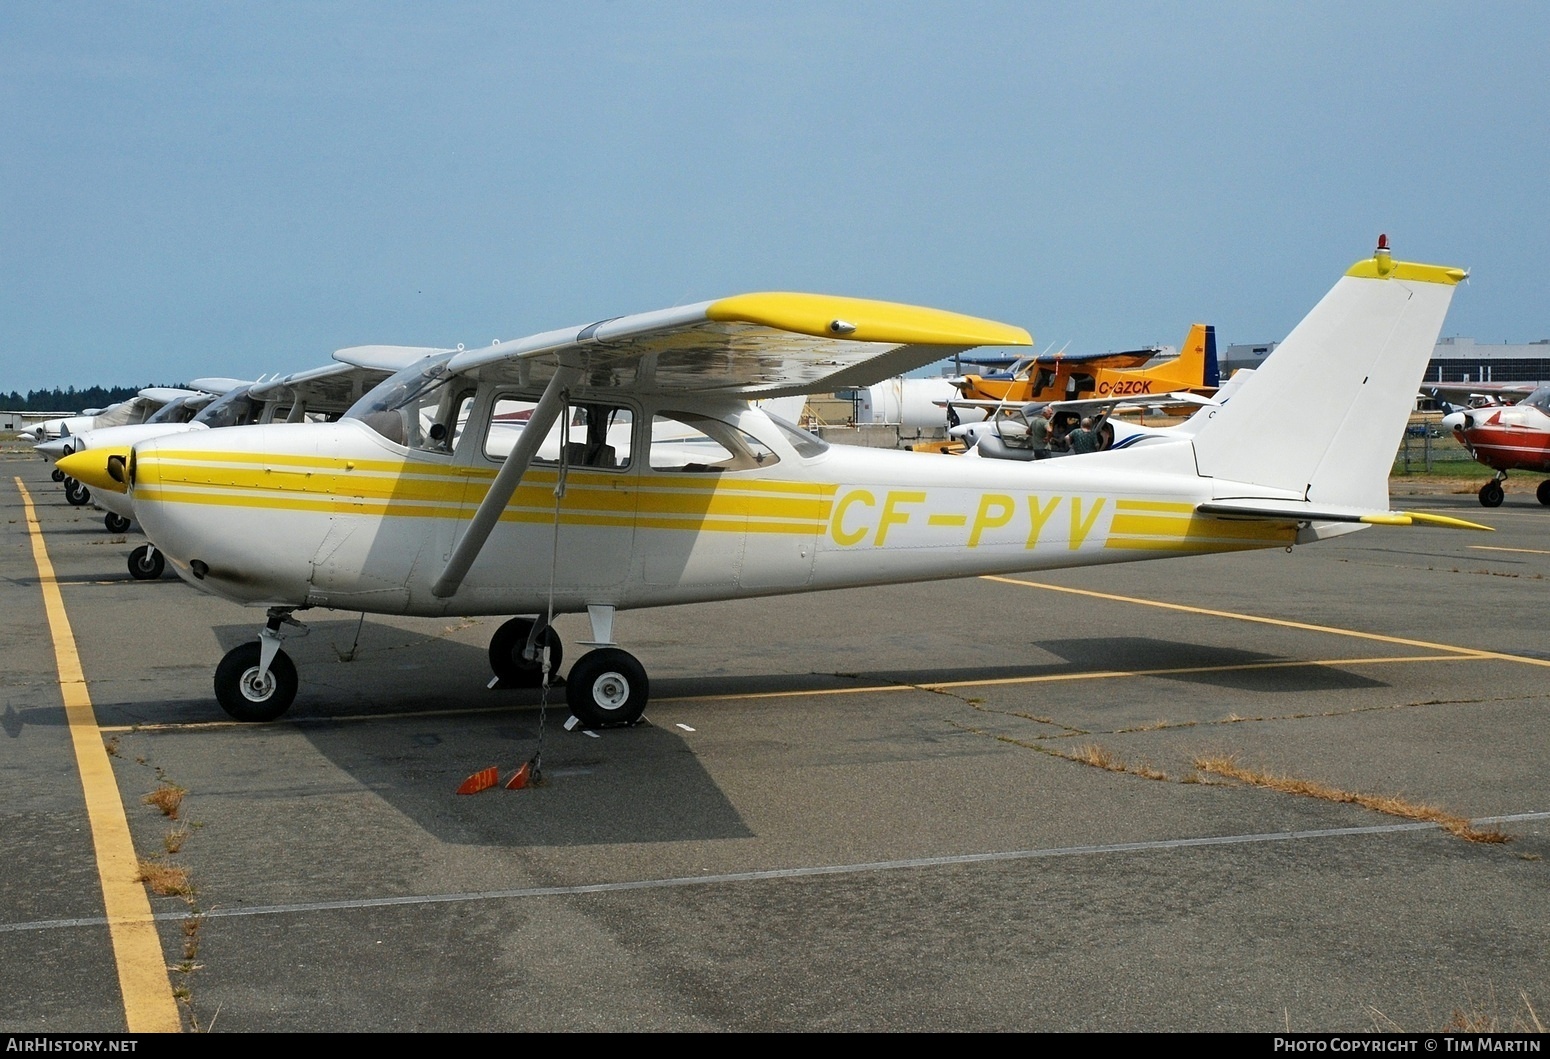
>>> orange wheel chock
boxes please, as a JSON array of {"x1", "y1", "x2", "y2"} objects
[{"x1": 456, "y1": 766, "x2": 499, "y2": 795}]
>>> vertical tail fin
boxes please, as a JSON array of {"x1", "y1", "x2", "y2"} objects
[
  {"x1": 1136, "y1": 323, "x2": 1219, "y2": 390},
  {"x1": 1190, "y1": 238, "x2": 1466, "y2": 509}
]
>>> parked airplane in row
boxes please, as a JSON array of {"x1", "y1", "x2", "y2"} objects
[
  {"x1": 20, "y1": 381, "x2": 246, "y2": 445},
  {"x1": 847, "y1": 324, "x2": 1220, "y2": 432},
  {"x1": 1441, "y1": 387, "x2": 1550, "y2": 507},
  {"x1": 943, "y1": 322, "x2": 1221, "y2": 422},
  {"x1": 59, "y1": 237, "x2": 1485, "y2": 732},
  {"x1": 44, "y1": 347, "x2": 439, "y2": 575}
]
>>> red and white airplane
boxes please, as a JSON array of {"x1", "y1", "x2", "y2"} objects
[{"x1": 1441, "y1": 388, "x2": 1550, "y2": 507}]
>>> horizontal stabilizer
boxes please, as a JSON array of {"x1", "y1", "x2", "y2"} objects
[{"x1": 1198, "y1": 499, "x2": 1492, "y2": 531}]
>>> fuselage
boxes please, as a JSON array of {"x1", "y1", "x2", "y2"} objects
[
  {"x1": 1444, "y1": 402, "x2": 1550, "y2": 473},
  {"x1": 128, "y1": 399, "x2": 1300, "y2": 618}
]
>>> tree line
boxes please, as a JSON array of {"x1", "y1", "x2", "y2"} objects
[{"x1": 2, "y1": 385, "x2": 178, "y2": 412}]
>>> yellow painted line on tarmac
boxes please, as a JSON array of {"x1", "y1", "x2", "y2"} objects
[
  {"x1": 981, "y1": 574, "x2": 1550, "y2": 668},
  {"x1": 1469, "y1": 545, "x2": 1550, "y2": 556},
  {"x1": 15, "y1": 480, "x2": 181, "y2": 1033}
]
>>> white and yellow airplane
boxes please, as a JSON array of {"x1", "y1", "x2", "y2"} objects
[{"x1": 59, "y1": 238, "x2": 1484, "y2": 727}]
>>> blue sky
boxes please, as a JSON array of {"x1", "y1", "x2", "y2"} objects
[{"x1": 3, "y1": 2, "x2": 1546, "y2": 393}]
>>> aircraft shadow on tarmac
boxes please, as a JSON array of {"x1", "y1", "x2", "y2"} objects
[
  {"x1": 199, "y1": 620, "x2": 756, "y2": 848},
  {"x1": 43, "y1": 620, "x2": 1390, "y2": 848}
]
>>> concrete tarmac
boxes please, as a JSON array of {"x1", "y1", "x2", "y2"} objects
[{"x1": 2, "y1": 452, "x2": 1546, "y2": 1033}]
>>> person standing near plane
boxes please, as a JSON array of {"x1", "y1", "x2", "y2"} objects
[
  {"x1": 1067, "y1": 417, "x2": 1101, "y2": 455},
  {"x1": 1029, "y1": 404, "x2": 1055, "y2": 459}
]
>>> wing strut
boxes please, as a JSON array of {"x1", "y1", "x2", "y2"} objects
[{"x1": 432, "y1": 360, "x2": 583, "y2": 598}]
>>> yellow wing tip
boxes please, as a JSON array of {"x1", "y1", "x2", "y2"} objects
[
  {"x1": 1402, "y1": 510, "x2": 1495, "y2": 531},
  {"x1": 707, "y1": 292, "x2": 1033, "y2": 348},
  {"x1": 1361, "y1": 510, "x2": 1495, "y2": 531}
]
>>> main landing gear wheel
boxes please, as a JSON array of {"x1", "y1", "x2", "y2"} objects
[
  {"x1": 213, "y1": 642, "x2": 298, "y2": 722},
  {"x1": 1537, "y1": 481, "x2": 1550, "y2": 507},
  {"x1": 127, "y1": 544, "x2": 164, "y2": 580},
  {"x1": 488, "y1": 617, "x2": 563, "y2": 687},
  {"x1": 1479, "y1": 480, "x2": 1505, "y2": 508},
  {"x1": 565, "y1": 648, "x2": 648, "y2": 728},
  {"x1": 51, "y1": 468, "x2": 65, "y2": 482},
  {"x1": 104, "y1": 513, "x2": 131, "y2": 534},
  {"x1": 64, "y1": 478, "x2": 91, "y2": 506}
]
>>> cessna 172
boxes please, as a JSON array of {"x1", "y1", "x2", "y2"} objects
[
  {"x1": 1441, "y1": 386, "x2": 1550, "y2": 507},
  {"x1": 20, "y1": 381, "x2": 245, "y2": 445},
  {"x1": 59, "y1": 238, "x2": 1482, "y2": 729},
  {"x1": 948, "y1": 369, "x2": 1257, "y2": 461},
  {"x1": 52, "y1": 349, "x2": 436, "y2": 576}
]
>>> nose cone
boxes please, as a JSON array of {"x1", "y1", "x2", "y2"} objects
[
  {"x1": 1440, "y1": 411, "x2": 1468, "y2": 436},
  {"x1": 56, "y1": 447, "x2": 132, "y2": 494},
  {"x1": 34, "y1": 438, "x2": 71, "y2": 462}
]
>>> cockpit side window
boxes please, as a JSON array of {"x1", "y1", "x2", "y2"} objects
[
  {"x1": 1526, "y1": 387, "x2": 1550, "y2": 414},
  {"x1": 484, "y1": 397, "x2": 634, "y2": 470}
]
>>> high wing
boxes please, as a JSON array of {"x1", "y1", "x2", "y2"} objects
[
  {"x1": 430, "y1": 292, "x2": 1029, "y2": 596},
  {"x1": 444, "y1": 292, "x2": 1031, "y2": 399},
  {"x1": 938, "y1": 391, "x2": 1216, "y2": 415},
  {"x1": 1424, "y1": 381, "x2": 1541, "y2": 408},
  {"x1": 249, "y1": 346, "x2": 445, "y2": 414}
]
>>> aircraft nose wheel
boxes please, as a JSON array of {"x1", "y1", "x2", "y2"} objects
[
  {"x1": 566, "y1": 648, "x2": 648, "y2": 728},
  {"x1": 1537, "y1": 481, "x2": 1550, "y2": 507},
  {"x1": 1479, "y1": 480, "x2": 1505, "y2": 507},
  {"x1": 64, "y1": 478, "x2": 91, "y2": 506},
  {"x1": 104, "y1": 513, "x2": 131, "y2": 534},
  {"x1": 213, "y1": 642, "x2": 298, "y2": 722},
  {"x1": 51, "y1": 468, "x2": 65, "y2": 482},
  {"x1": 127, "y1": 544, "x2": 165, "y2": 580}
]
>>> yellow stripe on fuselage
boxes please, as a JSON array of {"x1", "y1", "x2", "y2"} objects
[
  {"x1": 1104, "y1": 499, "x2": 1295, "y2": 552},
  {"x1": 137, "y1": 451, "x2": 837, "y2": 533}
]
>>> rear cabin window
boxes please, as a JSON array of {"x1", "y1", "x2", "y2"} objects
[{"x1": 649, "y1": 412, "x2": 778, "y2": 472}]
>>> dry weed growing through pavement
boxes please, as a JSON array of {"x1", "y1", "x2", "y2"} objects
[
  {"x1": 143, "y1": 781, "x2": 186, "y2": 819},
  {"x1": 136, "y1": 857, "x2": 193, "y2": 897},
  {"x1": 1440, "y1": 988, "x2": 1545, "y2": 1033},
  {"x1": 1193, "y1": 754, "x2": 1509, "y2": 844},
  {"x1": 1055, "y1": 742, "x2": 1170, "y2": 781}
]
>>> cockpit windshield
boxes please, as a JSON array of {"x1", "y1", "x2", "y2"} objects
[
  {"x1": 344, "y1": 352, "x2": 472, "y2": 453},
  {"x1": 146, "y1": 396, "x2": 202, "y2": 424},
  {"x1": 1524, "y1": 387, "x2": 1550, "y2": 414},
  {"x1": 193, "y1": 386, "x2": 261, "y2": 428}
]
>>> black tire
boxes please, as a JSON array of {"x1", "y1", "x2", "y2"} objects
[
  {"x1": 51, "y1": 468, "x2": 65, "y2": 482},
  {"x1": 565, "y1": 648, "x2": 648, "y2": 727},
  {"x1": 64, "y1": 479, "x2": 90, "y2": 506},
  {"x1": 488, "y1": 617, "x2": 562, "y2": 687},
  {"x1": 127, "y1": 544, "x2": 165, "y2": 580},
  {"x1": 104, "y1": 513, "x2": 131, "y2": 534},
  {"x1": 1479, "y1": 481, "x2": 1505, "y2": 508},
  {"x1": 213, "y1": 642, "x2": 298, "y2": 722},
  {"x1": 1537, "y1": 481, "x2": 1550, "y2": 507}
]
